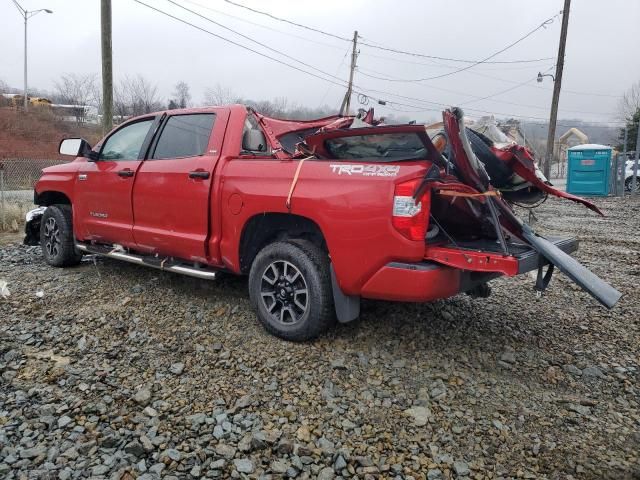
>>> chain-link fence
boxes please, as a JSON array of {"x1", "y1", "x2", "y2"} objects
[{"x1": 0, "y1": 158, "x2": 69, "y2": 231}]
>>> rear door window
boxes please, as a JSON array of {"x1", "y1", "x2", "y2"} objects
[{"x1": 152, "y1": 114, "x2": 215, "y2": 159}]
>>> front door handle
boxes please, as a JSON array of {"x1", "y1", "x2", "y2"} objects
[
  {"x1": 189, "y1": 170, "x2": 210, "y2": 179},
  {"x1": 117, "y1": 169, "x2": 135, "y2": 178}
]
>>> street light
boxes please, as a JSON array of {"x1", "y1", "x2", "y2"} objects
[
  {"x1": 537, "y1": 72, "x2": 556, "y2": 83},
  {"x1": 11, "y1": 1, "x2": 53, "y2": 111}
]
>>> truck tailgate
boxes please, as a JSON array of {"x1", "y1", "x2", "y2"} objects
[{"x1": 426, "y1": 234, "x2": 621, "y2": 309}]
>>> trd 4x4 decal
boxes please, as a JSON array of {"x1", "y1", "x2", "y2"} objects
[{"x1": 329, "y1": 164, "x2": 400, "y2": 177}]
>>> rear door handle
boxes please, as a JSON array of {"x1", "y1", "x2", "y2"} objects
[
  {"x1": 117, "y1": 169, "x2": 135, "y2": 178},
  {"x1": 189, "y1": 170, "x2": 210, "y2": 179}
]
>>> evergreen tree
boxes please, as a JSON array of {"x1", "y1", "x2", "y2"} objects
[{"x1": 618, "y1": 108, "x2": 639, "y2": 152}]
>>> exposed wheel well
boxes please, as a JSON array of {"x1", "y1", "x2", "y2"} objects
[
  {"x1": 36, "y1": 191, "x2": 71, "y2": 206},
  {"x1": 239, "y1": 213, "x2": 327, "y2": 274}
]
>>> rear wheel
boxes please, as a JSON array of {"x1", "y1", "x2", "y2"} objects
[
  {"x1": 625, "y1": 176, "x2": 639, "y2": 193},
  {"x1": 40, "y1": 205, "x2": 82, "y2": 267},
  {"x1": 248, "y1": 240, "x2": 335, "y2": 341}
]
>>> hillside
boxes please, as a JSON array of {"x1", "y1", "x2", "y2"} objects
[{"x1": 0, "y1": 108, "x2": 101, "y2": 159}]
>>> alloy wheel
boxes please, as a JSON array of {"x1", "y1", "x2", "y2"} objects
[
  {"x1": 43, "y1": 217, "x2": 60, "y2": 258},
  {"x1": 260, "y1": 260, "x2": 309, "y2": 325}
]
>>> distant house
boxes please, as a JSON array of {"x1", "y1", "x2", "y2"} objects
[
  {"x1": 558, "y1": 127, "x2": 588, "y2": 159},
  {"x1": 550, "y1": 128, "x2": 588, "y2": 177},
  {"x1": 1, "y1": 93, "x2": 53, "y2": 108}
]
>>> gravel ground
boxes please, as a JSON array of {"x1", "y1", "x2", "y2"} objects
[{"x1": 1, "y1": 196, "x2": 638, "y2": 480}]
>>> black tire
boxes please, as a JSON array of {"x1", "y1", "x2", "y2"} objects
[
  {"x1": 40, "y1": 205, "x2": 82, "y2": 267},
  {"x1": 625, "y1": 176, "x2": 639, "y2": 193},
  {"x1": 248, "y1": 240, "x2": 335, "y2": 341}
]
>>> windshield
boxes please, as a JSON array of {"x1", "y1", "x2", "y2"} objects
[{"x1": 324, "y1": 132, "x2": 427, "y2": 161}]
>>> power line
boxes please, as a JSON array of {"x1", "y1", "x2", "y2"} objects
[
  {"x1": 362, "y1": 15, "x2": 559, "y2": 83},
  {"x1": 463, "y1": 69, "x2": 623, "y2": 99},
  {"x1": 222, "y1": 0, "x2": 351, "y2": 42},
  {"x1": 181, "y1": 0, "x2": 347, "y2": 51},
  {"x1": 354, "y1": 86, "x2": 624, "y2": 125},
  {"x1": 458, "y1": 66, "x2": 556, "y2": 107},
  {"x1": 358, "y1": 49, "x2": 623, "y2": 99},
  {"x1": 357, "y1": 35, "x2": 555, "y2": 65},
  {"x1": 218, "y1": 0, "x2": 622, "y2": 100},
  {"x1": 131, "y1": 0, "x2": 623, "y2": 127},
  {"x1": 358, "y1": 47, "x2": 554, "y2": 72},
  {"x1": 320, "y1": 47, "x2": 351, "y2": 105},
  {"x1": 164, "y1": 0, "x2": 351, "y2": 85},
  {"x1": 170, "y1": 0, "x2": 601, "y2": 117},
  {"x1": 131, "y1": 0, "x2": 352, "y2": 90},
  {"x1": 356, "y1": 66, "x2": 615, "y2": 117},
  {"x1": 459, "y1": 77, "x2": 539, "y2": 106},
  {"x1": 222, "y1": 0, "x2": 561, "y2": 66},
  {"x1": 355, "y1": 57, "x2": 550, "y2": 82}
]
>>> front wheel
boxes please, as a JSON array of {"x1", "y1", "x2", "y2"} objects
[
  {"x1": 40, "y1": 205, "x2": 82, "y2": 267},
  {"x1": 625, "y1": 176, "x2": 639, "y2": 193},
  {"x1": 248, "y1": 240, "x2": 335, "y2": 341}
]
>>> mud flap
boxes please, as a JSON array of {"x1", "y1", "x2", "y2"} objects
[
  {"x1": 330, "y1": 264, "x2": 360, "y2": 323},
  {"x1": 521, "y1": 224, "x2": 621, "y2": 309}
]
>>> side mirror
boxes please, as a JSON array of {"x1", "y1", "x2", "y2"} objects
[{"x1": 59, "y1": 138, "x2": 97, "y2": 161}]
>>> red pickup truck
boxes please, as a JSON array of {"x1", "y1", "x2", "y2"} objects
[{"x1": 25, "y1": 105, "x2": 620, "y2": 340}]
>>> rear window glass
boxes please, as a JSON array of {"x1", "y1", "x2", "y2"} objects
[
  {"x1": 153, "y1": 114, "x2": 215, "y2": 159},
  {"x1": 324, "y1": 133, "x2": 427, "y2": 161}
]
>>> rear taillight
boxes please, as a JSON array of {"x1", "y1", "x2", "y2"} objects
[{"x1": 392, "y1": 179, "x2": 430, "y2": 241}]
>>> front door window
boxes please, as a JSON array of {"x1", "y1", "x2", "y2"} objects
[{"x1": 100, "y1": 119, "x2": 154, "y2": 160}]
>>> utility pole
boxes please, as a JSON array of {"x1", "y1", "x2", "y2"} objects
[
  {"x1": 543, "y1": 0, "x2": 571, "y2": 179},
  {"x1": 23, "y1": 13, "x2": 27, "y2": 110},
  {"x1": 339, "y1": 31, "x2": 358, "y2": 116},
  {"x1": 101, "y1": 0, "x2": 113, "y2": 135}
]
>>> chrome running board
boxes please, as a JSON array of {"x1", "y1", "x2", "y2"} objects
[{"x1": 75, "y1": 243, "x2": 217, "y2": 280}]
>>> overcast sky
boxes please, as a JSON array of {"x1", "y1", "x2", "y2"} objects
[{"x1": 1, "y1": 0, "x2": 638, "y2": 125}]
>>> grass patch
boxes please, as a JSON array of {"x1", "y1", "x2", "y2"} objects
[{"x1": 1, "y1": 199, "x2": 34, "y2": 232}]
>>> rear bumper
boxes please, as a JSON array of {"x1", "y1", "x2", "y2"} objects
[
  {"x1": 360, "y1": 261, "x2": 462, "y2": 302},
  {"x1": 359, "y1": 236, "x2": 579, "y2": 302},
  {"x1": 516, "y1": 236, "x2": 578, "y2": 274}
]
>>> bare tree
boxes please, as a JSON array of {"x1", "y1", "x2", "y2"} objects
[
  {"x1": 202, "y1": 83, "x2": 339, "y2": 119},
  {"x1": 53, "y1": 73, "x2": 99, "y2": 123},
  {"x1": 618, "y1": 81, "x2": 640, "y2": 121},
  {"x1": 113, "y1": 82, "x2": 129, "y2": 122},
  {"x1": 0, "y1": 78, "x2": 8, "y2": 107},
  {"x1": 89, "y1": 79, "x2": 103, "y2": 116},
  {"x1": 114, "y1": 75, "x2": 163, "y2": 119},
  {"x1": 203, "y1": 83, "x2": 238, "y2": 106},
  {"x1": 172, "y1": 81, "x2": 191, "y2": 109}
]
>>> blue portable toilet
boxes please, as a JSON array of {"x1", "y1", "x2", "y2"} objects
[{"x1": 566, "y1": 144, "x2": 612, "y2": 196}]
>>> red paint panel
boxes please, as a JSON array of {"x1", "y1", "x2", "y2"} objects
[
  {"x1": 506, "y1": 146, "x2": 604, "y2": 216},
  {"x1": 132, "y1": 109, "x2": 230, "y2": 261},
  {"x1": 361, "y1": 263, "x2": 460, "y2": 302},
  {"x1": 425, "y1": 246, "x2": 519, "y2": 276},
  {"x1": 74, "y1": 159, "x2": 142, "y2": 247},
  {"x1": 218, "y1": 158, "x2": 431, "y2": 294}
]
